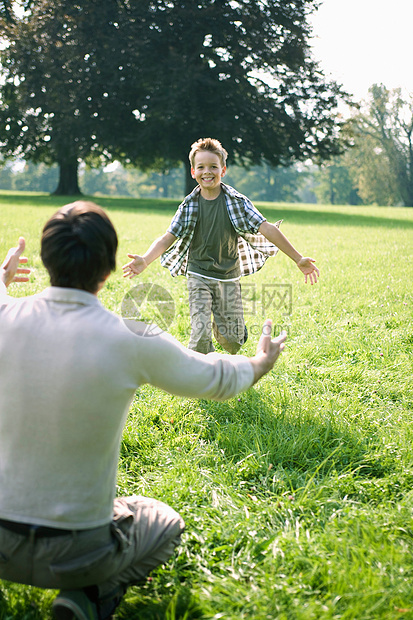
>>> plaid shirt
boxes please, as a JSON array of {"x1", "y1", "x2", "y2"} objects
[{"x1": 161, "y1": 183, "x2": 281, "y2": 277}]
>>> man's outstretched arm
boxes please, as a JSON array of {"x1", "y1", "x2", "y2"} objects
[
  {"x1": 132, "y1": 318, "x2": 288, "y2": 402},
  {"x1": 249, "y1": 319, "x2": 287, "y2": 384},
  {"x1": 1, "y1": 237, "x2": 30, "y2": 291}
]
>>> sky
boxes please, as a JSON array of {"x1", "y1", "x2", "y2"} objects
[{"x1": 309, "y1": 0, "x2": 413, "y2": 101}]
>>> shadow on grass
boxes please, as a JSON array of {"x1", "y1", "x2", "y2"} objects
[
  {"x1": 0, "y1": 581, "x2": 202, "y2": 620},
  {"x1": 0, "y1": 192, "x2": 178, "y2": 215},
  {"x1": 199, "y1": 388, "x2": 398, "y2": 483},
  {"x1": 1, "y1": 192, "x2": 412, "y2": 229},
  {"x1": 119, "y1": 583, "x2": 203, "y2": 620},
  {"x1": 257, "y1": 205, "x2": 413, "y2": 230}
]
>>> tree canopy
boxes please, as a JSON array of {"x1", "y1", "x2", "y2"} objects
[
  {"x1": 0, "y1": 0, "x2": 11, "y2": 20},
  {"x1": 0, "y1": 0, "x2": 135, "y2": 193},
  {"x1": 352, "y1": 85, "x2": 413, "y2": 206},
  {"x1": 319, "y1": 85, "x2": 413, "y2": 207},
  {"x1": 0, "y1": 0, "x2": 348, "y2": 195}
]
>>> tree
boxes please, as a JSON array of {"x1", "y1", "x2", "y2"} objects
[
  {"x1": 0, "y1": 160, "x2": 15, "y2": 189},
  {"x1": 0, "y1": 0, "x2": 138, "y2": 194},
  {"x1": 112, "y1": 0, "x2": 348, "y2": 194},
  {"x1": 225, "y1": 163, "x2": 309, "y2": 203},
  {"x1": 350, "y1": 84, "x2": 413, "y2": 206},
  {"x1": 0, "y1": 0, "x2": 11, "y2": 20},
  {"x1": 0, "y1": 0, "x2": 20, "y2": 21},
  {"x1": 1, "y1": 0, "x2": 347, "y2": 195},
  {"x1": 315, "y1": 155, "x2": 362, "y2": 205}
]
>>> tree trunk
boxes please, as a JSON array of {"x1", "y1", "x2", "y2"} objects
[
  {"x1": 52, "y1": 159, "x2": 82, "y2": 196},
  {"x1": 184, "y1": 162, "x2": 197, "y2": 196},
  {"x1": 408, "y1": 181, "x2": 413, "y2": 207},
  {"x1": 161, "y1": 170, "x2": 169, "y2": 198},
  {"x1": 407, "y1": 138, "x2": 413, "y2": 207}
]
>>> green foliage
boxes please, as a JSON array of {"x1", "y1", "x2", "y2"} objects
[
  {"x1": 0, "y1": 161, "x2": 317, "y2": 203},
  {"x1": 0, "y1": 162, "x2": 59, "y2": 193},
  {"x1": 346, "y1": 84, "x2": 413, "y2": 206},
  {"x1": 224, "y1": 164, "x2": 312, "y2": 204},
  {"x1": 0, "y1": 0, "x2": 12, "y2": 21},
  {"x1": 0, "y1": 194, "x2": 413, "y2": 618},
  {"x1": 0, "y1": 0, "x2": 347, "y2": 196},
  {"x1": 314, "y1": 158, "x2": 362, "y2": 206},
  {"x1": 81, "y1": 164, "x2": 186, "y2": 200},
  {"x1": 108, "y1": 0, "x2": 347, "y2": 196},
  {"x1": 0, "y1": 0, "x2": 139, "y2": 193}
]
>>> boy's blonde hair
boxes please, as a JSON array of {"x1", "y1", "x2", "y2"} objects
[{"x1": 189, "y1": 138, "x2": 228, "y2": 168}]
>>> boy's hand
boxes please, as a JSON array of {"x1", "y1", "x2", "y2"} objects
[
  {"x1": 122, "y1": 254, "x2": 148, "y2": 278},
  {"x1": 297, "y1": 257, "x2": 319, "y2": 284},
  {"x1": 1, "y1": 237, "x2": 31, "y2": 287},
  {"x1": 250, "y1": 319, "x2": 287, "y2": 384}
]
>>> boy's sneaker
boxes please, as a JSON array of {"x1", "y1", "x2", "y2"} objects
[
  {"x1": 52, "y1": 589, "x2": 98, "y2": 620},
  {"x1": 242, "y1": 325, "x2": 248, "y2": 344}
]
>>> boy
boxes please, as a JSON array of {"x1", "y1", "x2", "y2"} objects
[{"x1": 123, "y1": 137, "x2": 319, "y2": 354}]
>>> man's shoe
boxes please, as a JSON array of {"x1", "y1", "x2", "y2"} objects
[
  {"x1": 97, "y1": 585, "x2": 126, "y2": 619},
  {"x1": 52, "y1": 590, "x2": 99, "y2": 620}
]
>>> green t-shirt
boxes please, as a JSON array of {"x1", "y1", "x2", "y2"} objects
[{"x1": 187, "y1": 191, "x2": 241, "y2": 280}]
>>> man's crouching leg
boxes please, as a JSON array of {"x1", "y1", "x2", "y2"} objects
[
  {"x1": 52, "y1": 495, "x2": 184, "y2": 618},
  {"x1": 97, "y1": 495, "x2": 185, "y2": 598}
]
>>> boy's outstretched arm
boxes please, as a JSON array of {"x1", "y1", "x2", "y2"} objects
[
  {"x1": 123, "y1": 232, "x2": 177, "y2": 278},
  {"x1": 258, "y1": 221, "x2": 319, "y2": 285}
]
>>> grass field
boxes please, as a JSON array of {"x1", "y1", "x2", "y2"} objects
[{"x1": 0, "y1": 191, "x2": 412, "y2": 619}]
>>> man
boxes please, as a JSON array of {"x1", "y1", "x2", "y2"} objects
[{"x1": 0, "y1": 201, "x2": 286, "y2": 620}]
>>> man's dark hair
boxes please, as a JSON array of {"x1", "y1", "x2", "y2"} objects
[{"x1": 41, "y1": 201, "x2": 118, "y2": 293}]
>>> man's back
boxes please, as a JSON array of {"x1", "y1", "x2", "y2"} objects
[
  {"x1": 0, "y1": 285, "x2": 254, "y2": 530},
  {"x1": 0, "y1": 287, "x2": 140, "y2": 529}
]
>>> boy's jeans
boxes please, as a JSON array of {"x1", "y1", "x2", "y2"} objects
[{"x1": 187, "y1": 274, "x2": 246, "y2": 354}]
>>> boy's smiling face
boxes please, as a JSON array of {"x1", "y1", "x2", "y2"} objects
[{"x1": 191, "y1": 150, "x2": 226, "y2": 199}]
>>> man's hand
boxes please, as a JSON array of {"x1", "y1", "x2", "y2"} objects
[
  {"x1": 1, "y1": 237, "x2": 30, "y2": 287},
  {"x1": 122, "y1": 254, "x2": 148, "y2": 278},
  {"x1": 250, "y1": 319, "x2": 287, "y2": 384},
  {"x1": 296, "y1": 257, "x2": 319, "y2": 285}
]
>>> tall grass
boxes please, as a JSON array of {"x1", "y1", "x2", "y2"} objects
[{"x1": 0, "y1": 192, "x2": 412, "y2": 619}]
